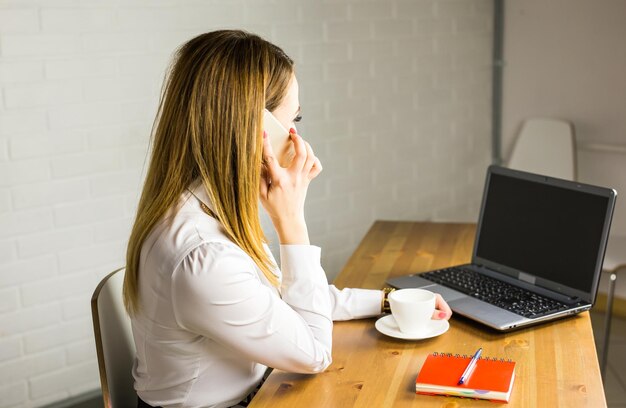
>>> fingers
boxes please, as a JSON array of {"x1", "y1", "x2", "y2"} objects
[
  {"x1": 303, "y1": 141, "x2": 316, "y2": 173},
  {"x1": 288, "y1": 128, "x2": 308, "y2": 171},
  {"x1": 308, "y1": 157, "x2": 323, "y2": 180},
  {"x1": 431, "y1": 293, "x2": 453, "y2": 320},
  {"x1": 262, "y1": 130, "x2": 280, "y2": 176},
  {"x1": 289, "y1": 128, "x2": 321, "y2": 180}
]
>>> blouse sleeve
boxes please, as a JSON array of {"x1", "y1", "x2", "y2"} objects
[
  {"x1": 328, "y1": 286, "x2": 383, "y2": 321},
  {"x1": 279, "y1": 246, "x2": 382, "y2": 321},
  {"x1": 171, "y1": 241, "x2": 333, "y2": 374}
]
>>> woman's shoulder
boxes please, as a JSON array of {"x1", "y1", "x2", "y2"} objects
[
  {"x1": 178, "y1": 239, "x2": 257, "y2": 276},
  {"x1": 171, "y1": 232, "x2": 268, "y2": 295},
  {"x1": 143, "y1": 197, "x2": 242, "y2": 273}
]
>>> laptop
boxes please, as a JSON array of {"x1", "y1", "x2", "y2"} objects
[{"x1": 387, "y1": 165, "x2": 616, "y2": 331}]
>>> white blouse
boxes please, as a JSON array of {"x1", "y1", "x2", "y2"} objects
[{"x1": 131, "y1": 180, "x2": 383, "y2": 408}]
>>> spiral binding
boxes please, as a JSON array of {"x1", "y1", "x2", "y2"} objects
[{"x1": 432, "y1": 351, "x2": 513, "y2": 363}]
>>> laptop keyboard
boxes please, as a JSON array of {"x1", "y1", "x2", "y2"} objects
[{"x1": 421, "y1": 267, "x2": 570, "y2": 318}]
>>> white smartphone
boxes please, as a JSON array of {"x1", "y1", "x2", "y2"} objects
[{"x1": 263, "y1": 109, "x2": 295, "y2": 167}]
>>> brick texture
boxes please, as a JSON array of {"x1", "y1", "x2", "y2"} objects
[{"x1": 0, "y1": 0, "x2": 492, "y2": 406}]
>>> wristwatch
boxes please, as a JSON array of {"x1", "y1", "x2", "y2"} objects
[{"x1": 381, "y1": 287, "x2": 396, "y2": 314}]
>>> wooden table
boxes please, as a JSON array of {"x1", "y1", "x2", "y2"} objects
[{"x1": 250, "y1": 221, "x2": 606, "y2": 407}]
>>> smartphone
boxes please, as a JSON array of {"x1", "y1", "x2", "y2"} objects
[{"x1": 263, "y1": 109, "x2": 295, "y2": 167}]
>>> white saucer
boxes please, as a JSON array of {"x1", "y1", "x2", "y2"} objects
[{"x1": 375, "y1": 315, "x2": 450, "y2": 340}]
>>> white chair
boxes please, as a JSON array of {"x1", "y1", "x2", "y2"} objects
[
  {"x1": 91, "y1": 268, "x2": 137, "y2": 408},
  {"x1": 507, "y1": 118, "x2": 576, "y2": 180}
]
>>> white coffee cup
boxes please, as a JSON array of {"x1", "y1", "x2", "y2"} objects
[{"x1": 388, "y1": 288, "x2": 436, "y2": 335}]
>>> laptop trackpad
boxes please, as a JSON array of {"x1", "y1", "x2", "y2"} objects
[{"x1": 448, "y1": 296, "x2": 528, "y2": 330}]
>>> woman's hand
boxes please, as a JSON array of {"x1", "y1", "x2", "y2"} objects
[
  {"x1": 259, "y1": 128, "x2": 322, "y2": 245},
  {"x1": 431, "y1": 294, "x2": 453, "y2": 320}
]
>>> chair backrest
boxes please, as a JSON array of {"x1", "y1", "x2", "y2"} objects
[
  {"x1": 507, "y1": 118, "x2": 577, "y2": 181},
  {"x1": 91, "y1": 268, "x2": 136, "y2": 408}
]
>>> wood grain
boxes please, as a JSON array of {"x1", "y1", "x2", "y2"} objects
[{"x1": 249, "y1": 221, "x2": 606, "y2": 408}]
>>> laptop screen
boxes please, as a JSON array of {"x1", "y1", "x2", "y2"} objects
[{"x1": 475, "y1": 168, "x2": 614, "y2": 297}]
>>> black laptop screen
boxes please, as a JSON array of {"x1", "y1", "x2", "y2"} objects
[{"x1": 475, "y1": 173, "x2": 609, "y2": 294}]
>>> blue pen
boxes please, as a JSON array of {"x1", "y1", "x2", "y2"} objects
[{"x1": 458, "y1": 348, "x2": 482, "y2": 385}]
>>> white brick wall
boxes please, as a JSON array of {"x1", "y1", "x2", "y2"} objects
[{"x1": 0, "y1": 1, "x2": 492, "y2": 406}]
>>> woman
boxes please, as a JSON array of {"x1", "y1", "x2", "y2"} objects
[{"x1": 123, "y1": 30, "x2": 451, "y2": 408}]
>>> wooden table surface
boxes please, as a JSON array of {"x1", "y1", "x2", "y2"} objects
[{"x1": 249, "y1": 221, "x2": 606, "y2": 407}]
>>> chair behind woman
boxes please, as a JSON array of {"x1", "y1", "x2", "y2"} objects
[
  {"x1": 91, "y1": 268, "x2": 136, "y2": 407},
  {"x1": 507, "y1": 117, "x2": 576, "y2": 180}
]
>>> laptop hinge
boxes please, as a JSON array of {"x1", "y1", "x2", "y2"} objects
[{"x1": 518, "y1": 272, "x2": 536, "y2": 285}]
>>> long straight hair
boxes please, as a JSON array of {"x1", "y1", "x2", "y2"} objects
[{"x1": 124, "y1": 30, "x2": 294, "y2": 315}]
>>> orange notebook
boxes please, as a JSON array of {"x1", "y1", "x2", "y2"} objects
[{"x1": 416, "y1": 352, "x2": 516, "y2": 403}]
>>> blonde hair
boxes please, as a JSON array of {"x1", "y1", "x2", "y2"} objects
[{"x1": 124, "y1": 30, "x2": 294, "y2": 315}]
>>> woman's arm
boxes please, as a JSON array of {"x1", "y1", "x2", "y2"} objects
[
  {"x1": 327, "y1": 287, "x2": 453, "y2": 321},
  {"x1": 328, "y1": 286, "x2": 383, "y2": 321}
]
